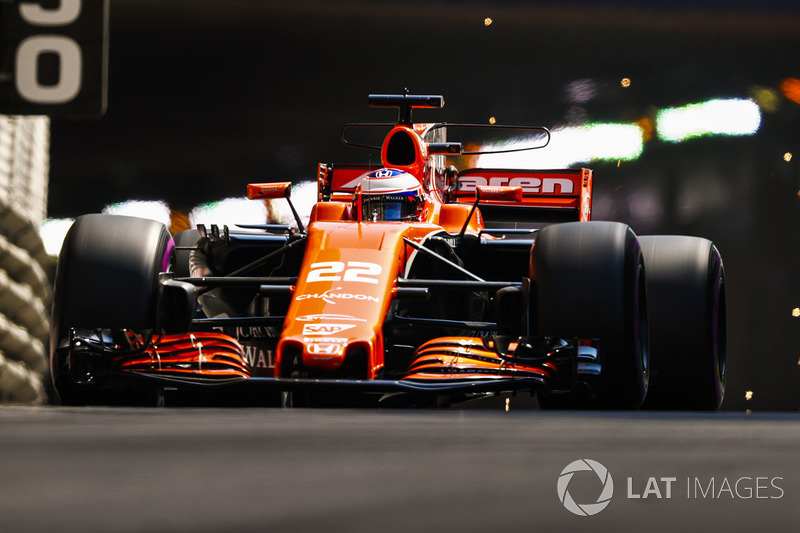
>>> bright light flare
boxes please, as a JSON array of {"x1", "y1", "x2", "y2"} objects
[
  {"x1": 656, "y1": 99, "x2": 762, "y2": 142},
  {"x1": 745, "y1": 390, "x2": 754, "y2": 401},
  {"x1": 620, "y1": 77, "x2": 631, "y2": 88},
  {"x1": 189, "y1": 197, "x2": 268, "y2": 230},
  {"x1": 103, "y1": 200, "x2": 172, "y2": 227},
  {"x1": 39, "y1": 218, "x2": 74, "y2": 256},
  {"x1": 478, "y1": 123, "x2": 644, "y2": 168},
  {"x1": 784, "y1": 152, "x2": 793, "y2": 163},
  {"x1": 188, "y1": 181, "x2": 317, "y2": 231},
  {"x1": 268, "y1": 180, "x2": 317, "y2": 228},
  {"x1": 792, "y1": 308, "x2": 800, "y2": 317},
  {"x1": 484, "y1": 17, "x2": 493, "y2": 26}
]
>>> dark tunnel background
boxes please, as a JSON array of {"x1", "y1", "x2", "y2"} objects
[{"x1": 47, "y1": 0, "x2": 800, "y2": 411}]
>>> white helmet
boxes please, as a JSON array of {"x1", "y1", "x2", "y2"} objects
[{"x1": 358, "y1": 168, "x2": 424, "y2": 221}]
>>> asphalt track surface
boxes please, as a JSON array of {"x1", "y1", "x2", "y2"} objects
[{"x1": 1, "y1": 404, "x2": 799, "y2": 532}]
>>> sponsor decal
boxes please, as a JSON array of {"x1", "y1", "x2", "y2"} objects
[
  {"x1": 296, "y1": 314, "x2": 366, "y2": 322},
  {"x1": 296, "y1": 289, "x2": 380, "y2": 305},
  {"x1": 307, "y1": 343, "x2": 345, "y2": 356},
  {"x1": 302, "y1": 337, "x2": 348, "y2": 343},
  {"x1": 459, "y1": 176, "x2": 575, "y2": 194},
  {"x1": 302, "y1": 324, "x2": 356, "y2": 336},
  {"x1": 374, "y1": 168, "x2": 398, "y2": 178},
  {"x1": 243, "y1": 346, "x2": 274, "y2": 369}
]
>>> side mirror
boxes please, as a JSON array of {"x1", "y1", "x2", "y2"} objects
[
  {"x1": 428, "y1": 142, "x2": 462, "y2": 155},
  {"x1": 246, "y1": 181, "x2": 305, "y2": 232},
  {"x1": 247, "y1": 181, "x2": 292, "y2": 200}
]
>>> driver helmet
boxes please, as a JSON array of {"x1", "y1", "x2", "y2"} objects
[{"x1": 358, "y1": 168, "x2": 424, "y2": 221}]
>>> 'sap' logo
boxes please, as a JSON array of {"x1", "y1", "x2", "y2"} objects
[{"x1": 302, "y1": 324, "x2": 356, "y2": 336}]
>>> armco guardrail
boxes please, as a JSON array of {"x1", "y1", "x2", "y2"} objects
[{"x1": 0, "y1": 115, "x2": 50, "y2": 404}]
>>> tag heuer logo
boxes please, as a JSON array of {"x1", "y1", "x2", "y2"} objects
[{"x1": 302, "y1": 324, "x2": 357, "y2": 336}]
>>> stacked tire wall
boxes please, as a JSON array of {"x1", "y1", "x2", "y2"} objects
[{"x1": 0, "y1": 115, "x2": 51, "y2": 404}]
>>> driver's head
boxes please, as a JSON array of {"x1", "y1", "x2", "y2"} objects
[{"x1": 358, "y1": 168, "x2": 424, "y2": 221}]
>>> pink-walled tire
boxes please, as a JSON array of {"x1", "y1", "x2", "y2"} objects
[
  {"x1": 50, "y1": 214, "x2": 173, "y2": 404},
  {"x1": 531, "y1": 221, "x2": 649, "y2": 409}
]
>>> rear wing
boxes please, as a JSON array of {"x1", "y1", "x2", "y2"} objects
[
  {"x1": 454, "y1": 168, "x2": 593, "y2": 223},
  {"x1": 317, "y1": 164, "x2": 593, "y2": 223}
]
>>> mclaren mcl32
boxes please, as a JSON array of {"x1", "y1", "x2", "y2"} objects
[{"x1": 50, "y1": 93, "x2": 726, "y2": 409}]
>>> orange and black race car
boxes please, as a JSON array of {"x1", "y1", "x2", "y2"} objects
[{"x1": 50, "y1": 93, "x2": 726, "y2": 409}]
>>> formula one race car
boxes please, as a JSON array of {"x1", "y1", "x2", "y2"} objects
[{"x1": 50, "y1": 93, "x2": 727, "y2": 409}]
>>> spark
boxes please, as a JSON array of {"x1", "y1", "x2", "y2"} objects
[
  {"x1": 488, "y1": 116, "x2": 496, "y2": 124},
  {"x1": 484, "y1": 17, "x2": 493, "y2": 26},
  {"x1": 620, "y1": 77, "x2": 631, "y2": 88},
  {"x1": 784, "y1": 152, "x2": 793, "y2": 162},
  {"x1": 745, "y1": 390, "x2": 754, "y2": 401},
  {"x1": 793, "y1": 308, "x2": 800, "y2": 317}
]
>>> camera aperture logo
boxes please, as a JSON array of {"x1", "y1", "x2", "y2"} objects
[
  {"x1": 557, "y1": 459, "x2": 614, "y2": 516},
  {"x1": 558, "y1": 459, "x2": 785, "y2": 517}
]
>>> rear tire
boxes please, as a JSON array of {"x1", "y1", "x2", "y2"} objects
[
  {"x1": 172, "y1": 228, "x2": 200, "y2": 278},
  {"x1": 531, "y1": 221, "x2": 648, "y2": 409},
  {"x1": 639, "y1": 236, "x2": 726, "y2": 410},
  {"x1": 50, "y1": 214, "x2": 173, "y2": 404}
]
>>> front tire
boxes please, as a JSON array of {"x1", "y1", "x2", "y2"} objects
[
  {"x1": 50, "y1": 214, "x2": 173, "y2": 404},
  {"x1": 531, "y1": 221, "x2": 648, "y2": 409}
]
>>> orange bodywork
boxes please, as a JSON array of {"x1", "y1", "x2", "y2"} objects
[
  {"x1": 118, "y1": 332, "x2": 250, "y2": 379},
  {"x1": 277, "y1": 221, "x2": 445, "y2": 378},
  {"x1": 404, "y1": 337, "x2": 553, "y2": 382}
]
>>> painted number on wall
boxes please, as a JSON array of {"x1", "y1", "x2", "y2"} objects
[
  {"x1": 0, "y1": 0, "x2": 108, "y2": 116},
  {"x1": 16, "y1": 0, "x2": 83, "y2": 104}
]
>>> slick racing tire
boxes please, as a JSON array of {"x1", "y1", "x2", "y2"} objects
[
  {"x1": 172, "y1": 228, "x2": 200, "y2": 278},
  {"x1": 50, "y1": 214, "x2": 173, "y2": 405},
  {"x1": 531, "y1": 221, "x2": 648, "y2": 409},
  {"x1": 639, "y1": 236, "x2": 726, "y2": 410}
]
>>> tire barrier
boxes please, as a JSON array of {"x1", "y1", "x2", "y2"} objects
[
  {"x1": 0, "y1": 212, "x2": 50, "y2": 403},
  {"x1": 0, "y1": 352, "x2": 44, "y2": 404},
  {"x1": 0, "y1": 233, "x2": 50, "y2": 301},
  {"x1": 0, "y1": 115, "x2": 51, "y2": 404}
]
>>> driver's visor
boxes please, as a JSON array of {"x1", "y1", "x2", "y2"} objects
[{"x1": 362, "y1": 194, "x2": 419, "y2": 221}]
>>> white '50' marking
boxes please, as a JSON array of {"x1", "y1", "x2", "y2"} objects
[{"x1": 307, "y1": 261, "x2": 382, "y2": 284}]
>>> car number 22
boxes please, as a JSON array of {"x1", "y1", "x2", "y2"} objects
[{"x1": 306, "y1": 261, "x2": 382, "y2": 284}]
